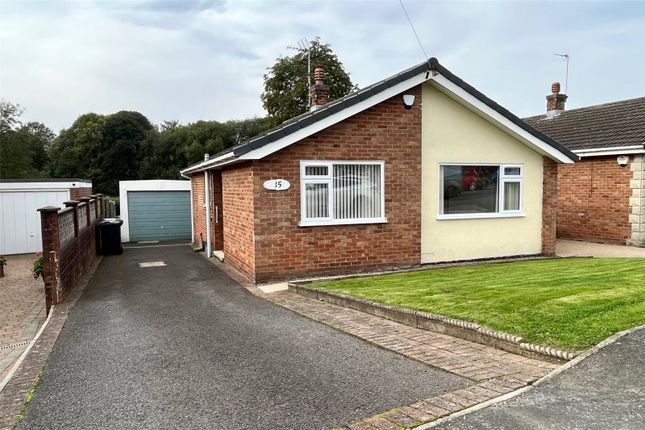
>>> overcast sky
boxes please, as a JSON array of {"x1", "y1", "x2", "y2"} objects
[{"x1": 1, "y1": 0, "x2": 644, "y2": 132}]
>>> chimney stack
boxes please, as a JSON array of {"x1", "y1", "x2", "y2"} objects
[
  {"x1": 546, "y1": 81, "x2": 567, "y2": 118},
  {"x1": 309, "y1": 64, "x2": 330, "y2": 111}
]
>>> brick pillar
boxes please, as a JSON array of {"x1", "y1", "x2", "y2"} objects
[
  {"x1": 79, "y1": 197, "x2": 91, "y2": 223},
  {"x1": 628, "y1": 154, "x2": 645, "y2": 247},
  {"x1": 38, "y1": 206, "x2": 61, "y2": 313},
  {"x1": 90, "y1": 195, "x2": 100, "y2": 221},
  {"x1": 542, "y1": 158, "x2": 558, "y2": 256},
  {"x1": 96, "y1": 194, "x2": 105, "y2": 219}
]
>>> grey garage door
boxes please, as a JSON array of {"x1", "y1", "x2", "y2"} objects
[{"x1": 127, "y1": 191, "x2": 191, "y2": 242}]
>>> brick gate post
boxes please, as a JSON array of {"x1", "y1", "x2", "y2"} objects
[{"x1": 37, "y1": 206, "x2": 61, "y2": 313}]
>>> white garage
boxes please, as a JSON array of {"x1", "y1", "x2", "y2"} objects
[
  {"x1": 119, "y1": 180, "x2": 192, "y2": 243},
  {"x1": 0, "y1": 179, "x2": 93, "y2": 255}
]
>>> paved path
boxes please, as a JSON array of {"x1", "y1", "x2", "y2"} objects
[
  {"x1": 0, "y1": 254, "x2": 46, "y2": 383},
  {"x1": 557, "y1": 239, "x2": 645, "y2": 257},
  {"x1": 433, "y1": 326, "x2": 645, "y2": 429},
  {"x1": 17, "y1": 246, "x2": 469, "y2": 430}
]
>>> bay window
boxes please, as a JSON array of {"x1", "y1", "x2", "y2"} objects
[{"x1": 300, "y1": 161, "x2": 386, "y2": 226}]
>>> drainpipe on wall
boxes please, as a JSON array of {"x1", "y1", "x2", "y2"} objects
[{"x1": 204, "y1": 154, "x2": 212, "y2": 258}]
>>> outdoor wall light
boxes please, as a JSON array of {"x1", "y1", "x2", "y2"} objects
[
  {"x1": 402, "y1": 94, "x2": 416, "y2": 110},
  {"x1": 617, "y1": 155, "x2": 629, "y2": 167}
]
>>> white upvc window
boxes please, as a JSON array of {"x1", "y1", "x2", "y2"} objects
[
  {"x1": 438, "y1": 163, "x2": 524, "y2": 220},
  {"x1": 300, "y1": 160, "x2": 386, "y2": 227}
]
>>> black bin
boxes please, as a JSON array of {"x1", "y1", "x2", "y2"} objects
[{"x1": 97, "y1": 218, "x2": 124, "y2": 255}]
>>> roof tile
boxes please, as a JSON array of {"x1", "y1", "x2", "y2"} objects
[{"x1": 523, "y1": 97, "x2": 645, "y2": 151}]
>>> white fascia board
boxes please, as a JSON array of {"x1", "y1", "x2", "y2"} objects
[
  {"x1": 430, "y1": 75, "x2": 577, "y2": 164},
  {"x1": 118, "y1": 180, "x2": 191, "y2": 192},
  {"x1": 575, "y1": 147, "x2": 645, "y2": 158},
  {"x1": 573, "y1": 145, "x2": 645, "y2": 157},
  {"x1": 0, "y1": 181, "x2": 90, "y2": 191},
  {"x1": 180, "y1": 152, "x2": 235, "y2": 175},
  {"x1": 237, "y1": 73, "x2": 429, "y2": 160}
]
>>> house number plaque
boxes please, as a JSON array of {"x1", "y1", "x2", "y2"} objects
[{"x1": 263, "y1": 179, "x2": 291, "y2": 191}]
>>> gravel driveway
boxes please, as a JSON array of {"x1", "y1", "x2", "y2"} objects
[{"x1": 18, "y1": 245, "x2": 469, "y2": 429}]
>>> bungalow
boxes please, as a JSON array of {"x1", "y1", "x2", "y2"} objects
[
  {"x1": 525, "y1": 89, "x2": 645, "y2": 246},
  {"x1": 181, "y1": 58, "x2": 578, "y2": 283}
]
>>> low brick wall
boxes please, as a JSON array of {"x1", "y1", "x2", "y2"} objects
[
  {"x1": 38, "y1": 194, "x2": 105, "y2": 312},
  {"x1": 289, "y1": 283, "x2": 575, "y2": 363}
]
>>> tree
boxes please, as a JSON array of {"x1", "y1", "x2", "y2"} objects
[
  {"x1": 0, "y1": 100, "x2": 54, "y2": 178},
  {"x1": 48, "y1": 113, "x2": 106, "y2": 181},
  {"x1": 139, "y1": 116, "x2": 274, "y2": 180},
  {"x1": 261, "y1": 37, "x2": 354, "y2": 123},
  {"x1": 96, "y1": 111, "x2": 154, "y2": 195}
]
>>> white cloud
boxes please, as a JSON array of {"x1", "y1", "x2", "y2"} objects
[{"x1": 1, "y1": 0, "x2": 643, "y2": 132}]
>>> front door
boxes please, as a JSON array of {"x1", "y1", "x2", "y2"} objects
[{"x1": 210, "y1": 171, "x2": 224, "y2": 256}]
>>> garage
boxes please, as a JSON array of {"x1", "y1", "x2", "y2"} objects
[
  {"x1": 119, "y1": 180, "x2": 192, "y2": 243},
  {"x1": 0, "y1": 179, "x2": 93, "y2": 255}
]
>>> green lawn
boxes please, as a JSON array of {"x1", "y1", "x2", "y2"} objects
[{"x1": 312, "y1": 258, "x2": 645, "y2": 351}]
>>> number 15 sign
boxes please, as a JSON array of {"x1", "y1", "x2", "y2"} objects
[{"x1": 263, "y1": 179, "x2": 291, "y2": 191}]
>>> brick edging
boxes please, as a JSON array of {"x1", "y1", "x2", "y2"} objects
[{"x1": 289, "y1": 283, "x2": 575, "y2": 363}]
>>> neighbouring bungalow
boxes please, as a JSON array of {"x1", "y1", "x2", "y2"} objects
[
  {"x1": 180, "y1": 58, "x2": 578, "y2": 283},
  {"x1": 525, "y1": 89, "x2": 645, "y2": 246}
]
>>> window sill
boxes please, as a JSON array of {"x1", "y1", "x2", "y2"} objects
[
  {"x1": 299, "y1": 217, "x2": 388, "y2": 227},
  {"x1": 437, "y1": 212, "x2": 525, "y2": 220}
]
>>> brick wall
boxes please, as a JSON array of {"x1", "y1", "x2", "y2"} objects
[
  {"x1": 542, "y1": 158, "x2": 558, "y2": 255},
  {"x1": 250, "y1": 85, "x2": 422, "y2": 282},
  {"x1": 38, "y1": 196, "x2": 104, "y2": 312},
  {"x1": 192, "y1": 172, "x2": 206, "y2": 247},
  {"x1": 222, "y1": 164, "x2": 255, "y2": 279},
  {"x1": 556, "y1": 156, "x2": 632, "y2": 244},
  {"x1": 69, "y1": 187, "x2": 92, "y2": 200}
]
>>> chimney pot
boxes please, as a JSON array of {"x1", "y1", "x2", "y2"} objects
[
  {"x1": 314, "y1": 64, "x2": 325, "y2": 85},
  {"x1": 310, "y1": 64, "x2": 330, "y2": 110},
  {"x1": 546, "y1": 82, "x2": 567, "y2": 116}
]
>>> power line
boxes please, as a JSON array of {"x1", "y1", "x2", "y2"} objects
[{"x1": 399, "y1": 0, "x2": 429, "y2": 63}]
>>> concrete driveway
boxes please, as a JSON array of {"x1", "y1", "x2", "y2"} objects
[
  {"x1": 432, "y1": 326, "x2": 645, "y2": 430},
  {"x1": 557, "y1": 239, "x2": 645, "y2": 257},
  {"x1": 18, "y1": 245, "x2": 469, "y2": 430}
]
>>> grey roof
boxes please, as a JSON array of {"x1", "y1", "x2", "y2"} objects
[
  {"x1": 524, "y1": 97, "x2": 645, "y2": 151},
  {"x1": 182, "y1": 58, "x2": 577, "y2": 173}
]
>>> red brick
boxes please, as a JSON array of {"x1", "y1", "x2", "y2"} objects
[{"x1": 556, "y1": 156, "x2": 631, "y2": 244}]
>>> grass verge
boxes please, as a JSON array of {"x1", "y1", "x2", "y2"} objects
[{"x1": 312, "y1": 258, "x2": 645, "y2": 351}]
